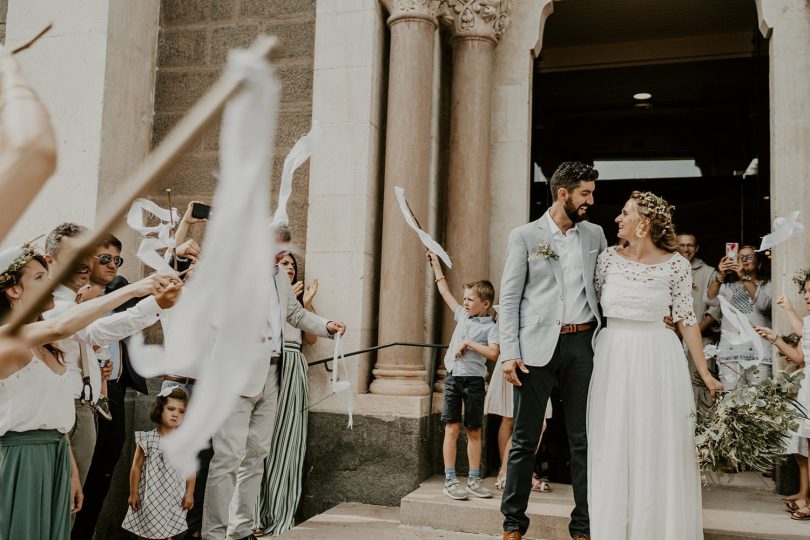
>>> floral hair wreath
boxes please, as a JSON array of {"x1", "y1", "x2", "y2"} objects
[
  {"x1": 632, "y1": 191, "x2": 676, "y2": 232},
  {"x1": 792, "y1": 267, "x2": 810, "y2": 293},
  {"x1": 0, "y1": 243, "x2": 39, "y2": 290}
]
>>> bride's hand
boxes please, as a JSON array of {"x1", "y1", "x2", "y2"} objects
[{"x1": 702, "y1": 374, "x2": 724, "y2": 399}]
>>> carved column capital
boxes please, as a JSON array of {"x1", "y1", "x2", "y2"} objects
[
  {"x1": 380, "y1": 0, "x2": 441, "y2": 27},
  {"x1": 438, "y1": 0, "x2": 511, "y2": 44}
]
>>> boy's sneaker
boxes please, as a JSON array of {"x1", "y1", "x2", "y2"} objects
[
  {"x1": 443, "y1": 479, "x2": 468, "y2": 500},
  {"x1": 466, "y1": 477, "x2": 492, "y2": 498}
]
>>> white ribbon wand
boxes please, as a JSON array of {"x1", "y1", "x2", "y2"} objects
[
  {"x1": 758, "y1": 210, "x2": 804, "y2": 293},
  {"x1": 330, "y1": 333, "x2": 354, "y2": 429},
  {"x1": 394, "y1": 186, "x2": 452, "y2": 268},
  {"x1": 126, "y1": 198, "x2": 180, "y2": 274},
  {"x1": 271, "y1": 121, "x2": 323, "y2": 227},
  {"x1": 718, "y1": 296, "x2": 767, "y2": 364}
]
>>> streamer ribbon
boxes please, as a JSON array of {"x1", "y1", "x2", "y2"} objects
[
  {"x1": 758, "y1": 210, "x2": 804, "y2": 252},
  {"x1": 126, "y1": 198, "x2": 180, "y2": 274},
  {"x1": 394, "y1": 186, "x2": 452, "y2": 268},
  {"x1": 271, "y1": 121, "x2": 323, "y2": 227},
  {"x1": 330, "y1": 333, "x2": 354, "y2": 429}
]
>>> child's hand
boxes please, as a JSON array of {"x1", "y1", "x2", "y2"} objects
[
  {"x1": 755, "y1": 326, "x2": 777, "y2": 343},
  {"x1": 128, "y1": 493, "x2": 141, "y2": 511},
  {"x1": 455, "y1": 341, "x2": 469, "y2": 358},
  {"x1": 182, "y1": 493, "x2": 194, "y2": 510},
  {"x1": 426, "y1": 250, "x2": 439, "y2": 266},
  {"x1": 776, "y1": 295, "x2": 795, "y2": 312}
]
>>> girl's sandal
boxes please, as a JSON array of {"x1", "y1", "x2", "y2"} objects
[
  {"x1": 495, "y1": 473, "x2": 506, "y2": 491},
  {"x1": 531, "y1": 475, "x2": 552, "y2": 493},
  {"x1": 791, "y1": 506, "x2": 810, "y2": 521},
  {"x1": 785, "y1": 499, "x2": 806, "y2": 513}
]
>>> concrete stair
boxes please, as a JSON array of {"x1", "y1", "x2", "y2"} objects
[
  {"x1": 279, "y1": 473, "x2": 809, "y2": 539},
  {"x1": 400, "y1": 474, "x2": 810, "y2": 540}
]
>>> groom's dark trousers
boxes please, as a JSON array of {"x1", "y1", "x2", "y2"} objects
[{"x1": 501, "y1": 328, "x2": 594, "y2": 538}]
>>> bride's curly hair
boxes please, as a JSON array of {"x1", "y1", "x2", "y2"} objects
[{"x1": 629, "y1": 191, "x2": 679, "y2": 253}]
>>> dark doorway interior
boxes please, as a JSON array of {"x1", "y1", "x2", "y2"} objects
[{"x1": 532, "y1": 57, "x2": 771, "y2": 267}]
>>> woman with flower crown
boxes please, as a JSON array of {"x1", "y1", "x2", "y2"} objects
[
  {"x1": 0, "y1": 244, "x2": 174, "y2": 540},
  {"x1": 587, "y1": 191, "x2": 723, "y2": 539}
]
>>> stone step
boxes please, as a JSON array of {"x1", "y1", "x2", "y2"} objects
[
  {"x1": 400, "y1": 475, "x2": 810, "y2": 540},
  {"x1": 276, "y1": 502, "x2": 511, "y2": 539}
]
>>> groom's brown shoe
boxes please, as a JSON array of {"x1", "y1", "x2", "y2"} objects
[{"x1": 502, "y1": 532, "x2": 522, "y2": 540}]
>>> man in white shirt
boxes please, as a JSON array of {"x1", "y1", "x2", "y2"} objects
[{"x1": 42, "y1": 223, "x2": 181, "y2": 485}]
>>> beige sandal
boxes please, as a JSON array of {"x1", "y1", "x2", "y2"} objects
[{"x1": 791, "y1": 506, "x2": 810, "y2": 521}]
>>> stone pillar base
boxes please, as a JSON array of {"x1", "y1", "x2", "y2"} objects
[{"x1": 369, "y1": 367, "x2": 430, "y2": 396}]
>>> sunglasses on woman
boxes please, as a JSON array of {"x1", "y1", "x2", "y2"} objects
[
  {"x1": 94, "y1": 254, "x2": 124, "y2": 267},
  {"x1": 739, "y1": 255, "x2": 755, "y2": 262}
]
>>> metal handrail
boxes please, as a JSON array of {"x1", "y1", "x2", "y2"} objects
[{"x1": 307, "y1": 341, "x2": 447, "y2": 370}]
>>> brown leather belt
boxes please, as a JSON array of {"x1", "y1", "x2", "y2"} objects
[
  {"x1": 163, "y1": 374, "x2": 196, "y2": 385},
  {"x1": 560, "y1": 321, "x2": 596, "y2": 335}
]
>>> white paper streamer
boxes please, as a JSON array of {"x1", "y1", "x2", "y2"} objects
[
  {"x1": 330, "y1": 333, "x2": 353, "y2": 429},
  {"x1": 271, "y1": 121, "x2": 323, "y2": 227},
  {"x1": 129, "y1": 46, "x2": 281, "y2": 477},
  {"x1": 758, "y1": 210, "x2": 804, "y2": 252},
  {"x1": 394, "y1": 186, "x2": 452, "y2": 268},
  {"x1": 718, "y1": 296, "x2": 767, "y2": 363},
  {"x1": 127, "y1": 198, "x2": 180, "y2": 274}
]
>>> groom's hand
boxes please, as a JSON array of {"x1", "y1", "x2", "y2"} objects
[{"x1": 503, "y1": 359, "x2": 529, "y2": 386}]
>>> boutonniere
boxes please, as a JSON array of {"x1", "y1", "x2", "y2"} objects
[{"x1": 529, "y1": 242, "x2": 559, "y2": 261}]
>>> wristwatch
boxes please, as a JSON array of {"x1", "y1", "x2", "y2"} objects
[
  {"x1": 741, "y1": 275, "x2": 752, "y2": 282},
  {"x1": 714, "y1": 273, "x2": 724, "y2": 284}
]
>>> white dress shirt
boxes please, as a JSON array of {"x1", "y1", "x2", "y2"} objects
[
  {"x1": 546, "y1": 214, "x2": 594, "y2": 325},
  {"x1": 44, "y1": 285, "x2": 163, "y2": 400}
]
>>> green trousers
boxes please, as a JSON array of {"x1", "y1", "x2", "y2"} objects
[{"x1": 0, "y1": 430, "x2": 71, "y2": 540}]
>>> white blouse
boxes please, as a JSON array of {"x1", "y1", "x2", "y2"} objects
[{"x1": 0, "y1": 356, "x2": 75, "y2": 436}]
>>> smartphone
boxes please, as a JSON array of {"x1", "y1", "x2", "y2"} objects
[
  {"x1": 191, "y1": 202, "x2": 211, "y2": 220},
  {"x1": 725, "y1": 242, "x2": 739, "y2": 262}
]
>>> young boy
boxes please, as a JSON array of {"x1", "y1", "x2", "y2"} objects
[{"x1": 427, "y1": 251, "x2": 500, "y2": 500}]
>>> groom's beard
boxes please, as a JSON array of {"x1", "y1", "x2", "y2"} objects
[{"x1": 564, "y1": 198, "x2": 589, "y2": 223}]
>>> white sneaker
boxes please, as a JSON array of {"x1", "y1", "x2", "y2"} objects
[
  {"x1": 466, "y1": 477, "x2": 492, "y2": 498},
  {"x1": 443, "y1": 479, "x2": 468, "y2": 500}
]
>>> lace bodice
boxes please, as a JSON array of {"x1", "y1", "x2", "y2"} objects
[{"x1": 595, "y1": 247, "x2": 697, "y2": 325}]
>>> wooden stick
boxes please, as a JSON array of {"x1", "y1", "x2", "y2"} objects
[
  {"x1": 1, "y1": 36, "x2": 280, "y2": 336},
  {"x1": 12, "y1": 23, "x2": 53, "y2": 54},
  {"x1": 166, "y1": 188, "x2": 179, "y2": 271}
]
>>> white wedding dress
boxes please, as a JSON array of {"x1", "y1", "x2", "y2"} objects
[{"x1": 587, "y1": 247, "x2": 703, "y2": 540}]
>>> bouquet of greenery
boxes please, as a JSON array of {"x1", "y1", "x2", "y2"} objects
[{"x1": 695, "y1": 367, "x2": 806, "y2": 476}]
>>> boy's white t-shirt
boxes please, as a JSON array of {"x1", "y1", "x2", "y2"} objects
[{"x1": 444, "y1": 305, "x2": 499, "y2": 377}]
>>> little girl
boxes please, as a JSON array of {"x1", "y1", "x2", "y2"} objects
[
  {"x1": 122, "y1": 386, "x2": 195, "y2": 539},
  {"x1": 755, "y1": 270, "x2": 810, "y2": 521}
]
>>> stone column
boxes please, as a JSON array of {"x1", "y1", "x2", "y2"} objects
[
  {"x1": 755, "y1": 0, "x2": 810, "y2": 364},
  {"x1": 369, "y1": 1, "x2": 440, "y2": 397},
  {"x1": 438, "y1": 1, "x2": 511, "y2": 349}
]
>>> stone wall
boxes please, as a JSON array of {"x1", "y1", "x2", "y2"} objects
[
  {"x1": 151, "y1": 0, "x2": 316, "y2": 256},
  {"x1": 0, "y1": 0, "x2": 7, "y2": 43}
]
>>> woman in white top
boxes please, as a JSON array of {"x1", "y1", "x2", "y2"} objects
[
  {"x1": 754, "y1": 274, "x2": 810, "y2": 521},
  {"x1": 0, "y1": 244, "x2": 177, "y2": 540},
  {"x1": 255, "y1": 252, "x2": 320, "y2": 535}
]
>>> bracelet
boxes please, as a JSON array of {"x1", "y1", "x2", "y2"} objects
[
  {"x1": 714, "y1": 274, "x2": 724, "y2": 284},
  {"x1": 435, "y1": 276, "x2": 445, "y2": 283}
]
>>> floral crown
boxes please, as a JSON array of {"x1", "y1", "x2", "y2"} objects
[
  {"x1": 0, "y1": 239, "x2": 43, "y2": 290},
  {"x1": 793, "y1": 267, "x2": 810, "y2": 292},
  {"x1": 632, "y1": 191, "x2": 676, "y2": 231}
]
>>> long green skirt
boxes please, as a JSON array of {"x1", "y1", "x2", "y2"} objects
[
  {"x1": 255, "y1": 344, "x2": 308, "y2": 535},
  {"x1": 0, "y1": 429, "x2": 71, "y2": 540}
]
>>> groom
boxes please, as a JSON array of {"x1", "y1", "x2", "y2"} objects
[{"x1": 499, "y1": 161, "x2": 606, "y2": 540}]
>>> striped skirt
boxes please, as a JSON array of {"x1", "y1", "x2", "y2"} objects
[
  {"x1": 254, "y1": 343, "x2": 309, "y2": 535},
  {"x1": 0, "y1": 429, "x2": 71, "y2": 540}
]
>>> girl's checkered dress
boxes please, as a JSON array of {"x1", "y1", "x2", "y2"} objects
[{"x1": 122, "y1": 430, "x2": 188, "y2": 539}]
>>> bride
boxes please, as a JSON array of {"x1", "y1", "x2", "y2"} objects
[{"x1": 587, "y1": 191, "x2": 723, "y2": 539}]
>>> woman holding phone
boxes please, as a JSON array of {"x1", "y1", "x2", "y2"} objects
[{"x1": 705, "y1": 245, "x2": 772, "y2": 389}]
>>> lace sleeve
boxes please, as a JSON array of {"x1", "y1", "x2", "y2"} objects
[
  {"x1": 670, "y1": 255, "x2": 697, "y2": 326},
  {"x1": 594, "y1": 249, "x2": 611, "y2": 301}
]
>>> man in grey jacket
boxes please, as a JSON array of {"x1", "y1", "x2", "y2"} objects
[{"x1": 499, "y1": 162, "x2": 606, "y2": 540}]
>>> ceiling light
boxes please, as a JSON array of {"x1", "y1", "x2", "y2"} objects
[{"x1": 633, "y1": 92, "x2": 652, "y2": 100}]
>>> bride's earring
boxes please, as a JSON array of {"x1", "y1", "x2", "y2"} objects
[{"x1": 635, "y1": 224, "x2": 646, "y2": 238}]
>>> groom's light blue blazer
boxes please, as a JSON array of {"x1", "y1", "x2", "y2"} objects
[{"x1": 499, "y1": 211, "x2": 607, "y2": 367}]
